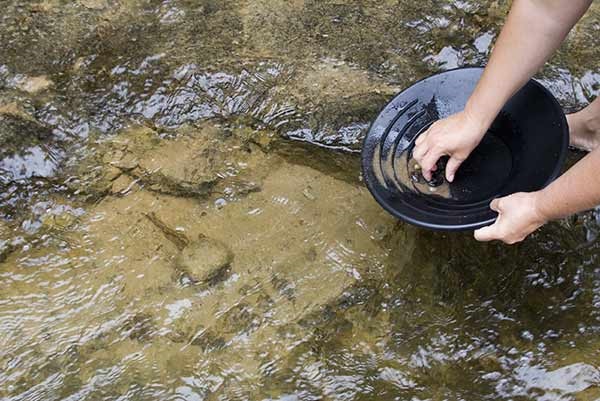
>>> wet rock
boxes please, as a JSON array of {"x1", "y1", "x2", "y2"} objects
[
  {"x1": 221, "y1": 303, "x2": 259, "y2": 334},
  {"x1": 104, "y1": 125, "x2": 159, "y2": 170},
  {"x1": 302, "y1": 186, "x2": 316, "y2": 201},
  {"x1": 110, "y1": 174, "x2": 138, "y2": 196},
  {"x1": 250, "y1": 129, "x2": 277, "y2": 150},
  {"x1": 271, "y1": 274, "x2": 296, "y2": 301},
  {"x1": 190, "y1": 327, "x2": 227, "y2": 351},
  {"x1": 286, "y1": 59, "x2": 397, "y2": 104},
  {"x1": 16, "y1": 199, "x2": 85, "y2": 237},
  {"x1": 15, "y1": 75, "x2": 53, "y2": 94},
  {"x1": 108, "y1": 125, "x2": 215, "y2": 196},
  {"x1": 108, "y1": 123, "x2": 270, "y2": 198},
  {"x1": 79, "y1": 0, "x2": 108, "y2": 10},
  {"x1": 272, "y1": 139, "x2": 361, "y2": 184},
  {"x1": 211, "y1": 178, "x2": 262, "y2": 204},
  {"x1": 175, "y1": 234, "x2": 233, "y2": 285},
  {"x1": 39, "y1": 209, "x2": 78, "y2": 233},
  {"x1": 28, "y1": 1, "x2": 57, "y2": 13},
  {"x1": 143, "y1": 212, "x2": 189, "y2": 251},
  {"x1": 0, "y1": 110, "x2": 58, "y2": 181},
  {"x1": 63, "y1": 150, "x2": 122, "y2": 202},
  {"x1": 0, "y1": 220, "x2": 14, "y2": 262},
  {"x1": 122, "y1": 313, "x2": 155, "y2": 342},
  {"x1": 214, "y1": 198, "x2": 227, "y2": 210},
  {"x1": 0, "y1": 102, "x2": 30, "y2": 119},
  {"x1": 104, "y1": 165, "x2": 121, "y2": 181},
  {"x1": 269, "y1": 60, "x2": 395, "y2": 152},
  {"x1": 0, "y1": 107, "x2": 51, "y2": 156},
  {"x1": 165, "y1": 328, "x2": 187, "y2": 344},
  {"x1": 132, "y1": 135, "x2": 222, "y2": 196}
]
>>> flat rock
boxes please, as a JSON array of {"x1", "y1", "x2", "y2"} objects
[
  {"x1": 16, "y1": 75, "x2": 53, "y2": 94},
  {"x1": 109, "y1": 123, "x2": 270, "y2": 197}
]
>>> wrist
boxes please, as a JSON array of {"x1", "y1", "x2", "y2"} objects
[
  {"x1": 531, "y1": 190, "x2": 551, "y2": 225},
  {"x1": 464, "y1": 97, "x2": 500, "y2": 132}
]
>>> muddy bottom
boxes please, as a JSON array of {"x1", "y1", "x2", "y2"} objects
[{"x1": 2, "y1": 1, "x2": 600, "y2": 400}]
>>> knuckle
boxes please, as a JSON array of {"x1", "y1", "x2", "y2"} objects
[
  {"x1": 507, "y1": 236, "x2": 522, "y2": 245},
  {"x1": 502, "y1": 230, "x2": 520, "y2": 244},
  {"x1": 478, "y1": 234, "x2": 490, "y2": 242}
]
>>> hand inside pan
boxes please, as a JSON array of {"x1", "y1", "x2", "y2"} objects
[{"x1": 410, "y1": 156, "x2": 449, "y2": 188}]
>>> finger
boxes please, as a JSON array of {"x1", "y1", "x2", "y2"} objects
[
  {"x1": 474, "y1": 224, "x2": 499, "y2": 242},
  {"x1": 415, "y1": 129, "x2": 430, "y2": 146},
  {"x1": 420, "y1": 150, "x2": 443, "y2": 180},
  {"x1": 445, "y1": 156, "x2": 463, "y2": 182},
  {"x1": 412, "y1": 142, "x2": 429, "y2": 161},
  {"x1": 489, "y1": 198, "x2": 501, "y2": 212}
]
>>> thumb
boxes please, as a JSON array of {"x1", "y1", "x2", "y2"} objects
[{"x1": 474, "y1": 224, "x2": 498, "y2": 242}]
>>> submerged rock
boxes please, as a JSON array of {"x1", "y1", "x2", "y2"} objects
[
  {"x1": 175, "y1": 234, "x2": 234, "y2": 285},
  {"x1": 110, "y1": 173, "x2": 138, "y2": 196},
  {"x1": 0, "y1": 107, "x2": 51, "y2": 156},
  {"x1": 15, "y1": 75, "x2": 53, "y2": 94},
  {"x1": 61, "y1": 143, "x2": 122, "y2": 202},
  {"x1": 105, "y1": 123, "x2": 272, "y2": 198},
  {"x1": 122, "y1": 312, "x2": 155, "y2": 342},
  {"x1": 0, "y1": 220, "x2": 13, "y2": 262},
  {"x1": 143, "y1": 212, "x2": 189, "y2": 251},
  {"x1": 140, "y1": 211, "x2": 234, "y2": 285},
  {"x1": 79, "y1": 0, "x2": 108, "y2": 10},
  {"x1": 0, "y1": 108, "x2": 58, "y2": 181}
]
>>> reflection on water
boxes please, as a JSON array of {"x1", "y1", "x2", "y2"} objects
[{"x1": 1, "y1": 0, "x2": 600, "y2": 400}]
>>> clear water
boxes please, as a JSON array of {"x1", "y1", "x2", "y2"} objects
[{"x1": 1, "y1": 1, "x2": 600, "y2": 400}]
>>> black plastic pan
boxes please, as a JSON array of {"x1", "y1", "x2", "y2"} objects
[{"x1": 361, "y1": 67, "x2": 568, "y2": 231}]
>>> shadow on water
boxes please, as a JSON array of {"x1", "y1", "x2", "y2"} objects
[{"x1": 1, "y1": 1, "x2": 600, "y2": 400}]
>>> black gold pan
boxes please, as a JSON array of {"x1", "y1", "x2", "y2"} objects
[{"x1": 361, "y1": 67, "x2": 568, "y2": 231}]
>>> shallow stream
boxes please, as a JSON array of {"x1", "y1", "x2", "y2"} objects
[{"x1": 2, "y1": 1, "x2": 600, "y2": 400}]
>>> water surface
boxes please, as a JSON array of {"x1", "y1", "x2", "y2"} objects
[{"x1": 2, "y1": 1, "x2": 600, "y2": 400}]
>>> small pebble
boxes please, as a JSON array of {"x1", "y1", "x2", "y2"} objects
[
  {"x1": 521, "y1": 330, "x2": 534, "y2": 341},
  {"x1": 302, "y1": 187, "x2": 316, "y2": 201},
  {"x1": 215, "y1": 198, "x2": 227, "y2": 209}
]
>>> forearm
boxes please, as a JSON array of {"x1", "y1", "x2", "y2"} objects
[
  {"x1": 465, "y1": 0, "x2": 591, "y2": 128},
  {"x1": 536, "y1": 149, "x2": 600, "y2": 221}
]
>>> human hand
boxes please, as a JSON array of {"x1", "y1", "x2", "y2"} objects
[
  {"x1": 474, "y1": 192, "x2": 547, "y2": 244},
  {"x1": 412, "y1": 110, "x2": 488, "y2": 182}
]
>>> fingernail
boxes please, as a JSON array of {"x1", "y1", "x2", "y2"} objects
[{"x1": 448, "y1": 174, "x2": 454, "y2": 182}]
